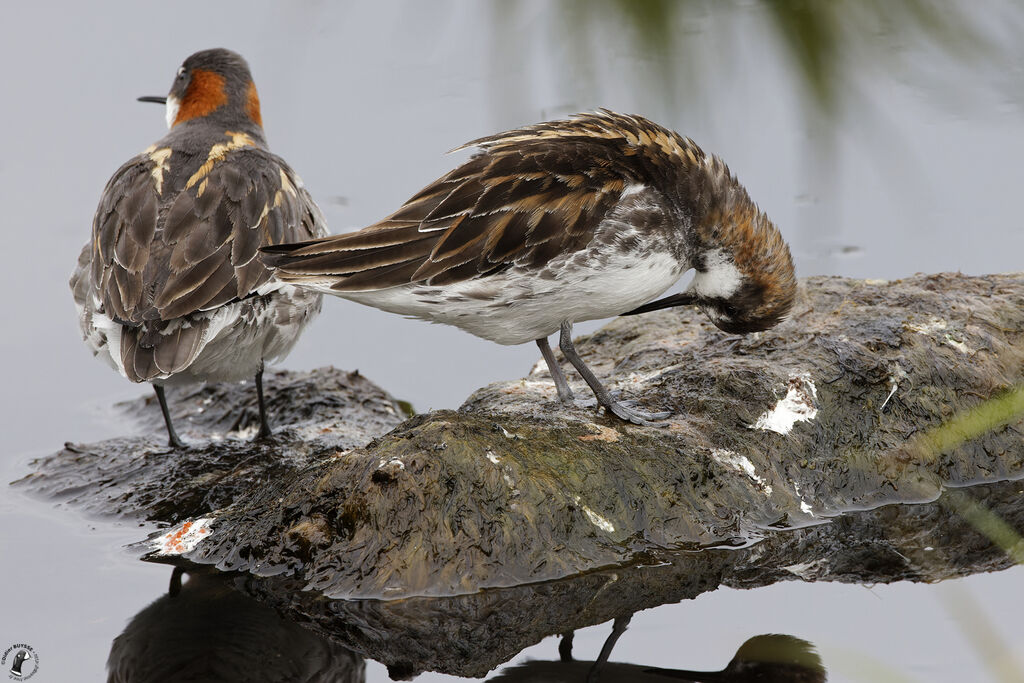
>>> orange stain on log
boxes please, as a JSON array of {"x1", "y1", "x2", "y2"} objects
[
  {"x1": 163, "y1": 520, "x2": 192, "y2": 553},
  {"x1": 173, "y1": 69, "x2": 228, "y2": 125},
  {"x1": 159, "y1": 519, "x2": 211, "y2": 554},
  {"x1": 246, "y1": 80, "x2": 263, "y2": 127}
]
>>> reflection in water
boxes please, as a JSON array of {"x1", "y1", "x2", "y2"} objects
[
  {"x1": 107, "y1": 569, "x2": 364, "y2": 683},
  {"x1": 489, "y1": 633, "x2": 824, "y2": 682},
  {"x1": 560, "y1": 615, "x2": 634, "y2": 683}
]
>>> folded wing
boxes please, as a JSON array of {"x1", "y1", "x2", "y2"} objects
[
  {"x1": 262, "y1": 121, "x2": 653, "y2": 291},
  {"x1": 82, "y1": 147, "x2": 324, "y2": 381}
]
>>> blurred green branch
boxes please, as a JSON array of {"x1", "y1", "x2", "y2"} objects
[
  {"x1": 899, "y1": 385, "x2": 1024, "y2": 564},
  {"x1": 940, "y1": 582, "x2": 1024, "y2": 682},
  {"x1": 908, "y1": 385, "x2": 1024, "y2": 462},
  {"x1": 556, "y1": 0, "x2": 1015, "y2": 115},
  {"x1": 941, "y1": 488, "x2": 1024, "y2": 565}
]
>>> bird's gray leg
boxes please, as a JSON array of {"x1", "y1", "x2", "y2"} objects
[
  {"x1": 536, "y1": 336, "x2": 575, "y2": 402},
  {"x1": 558, "y1": 322, "x2": 670, "y2": 425},
  {"x1": 153, "y1": 384, "x2": 185, "y2": 448},
  {"x1": 558, "y1": 630, "x2": 575, "y2": 662},
  {"x1": 168, "y1": 566, "x2": 185, "y2": 597},
  {"x1": 254, "y1": 362, "x2": 273, "y2": 440},
  {"x1": 586, "y1": 615, "x2": 632, "y2": 683}
]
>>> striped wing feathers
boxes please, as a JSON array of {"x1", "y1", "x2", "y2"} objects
[
  {"x1": 265, "y1": 124, "x2": 641, "y2": 291},
  {"x1": 92, "y1": 148, "x2": 323, "y2": 324},
  {"x1": 85, "y1": 144, "x2": 324, "y2": 382}
]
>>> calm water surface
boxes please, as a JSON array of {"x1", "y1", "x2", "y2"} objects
[{"x1": 3, "y1": 2, "x2": 1022, "y2": 680}]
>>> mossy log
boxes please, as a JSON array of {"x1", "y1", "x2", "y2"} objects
[
  {"x1": 18, "y1": 368, "x2": 406, "y2": 523},
  {"x1": 18, "y1": 273, "x2": 1024, "y2": 678}
]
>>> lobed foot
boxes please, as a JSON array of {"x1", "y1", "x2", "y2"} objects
[
  {"x1": 569, "y1": 394, "x2": 670, "y2": 424},
  {"x1": 604, "y1": 400, "x2": 672, "y2": 425}
]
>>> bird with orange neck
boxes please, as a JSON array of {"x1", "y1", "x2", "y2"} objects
[
  {"x1": 71, "y1": 48, "x2": 326, "y2": 447},
  {"x1": 262, "y1": 110, "x2": 795, "y2": 424}
]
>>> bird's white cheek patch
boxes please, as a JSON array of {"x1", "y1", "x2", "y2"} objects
[
  {"x1": 693, "y1": 248, "x2": 742, "y2": 299},
  {"x1": 165, "y1": 95, "x2": 181, "y2": 129}
]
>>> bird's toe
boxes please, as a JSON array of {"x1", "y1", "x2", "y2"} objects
[{"x1": 606, "y1": 401, "x2": 671, "y2": 425}]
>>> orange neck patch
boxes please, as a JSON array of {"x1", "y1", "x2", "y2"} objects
[
  {"x1": 173, "y1": 69, "x2": 228, "y2": 126},
  {"x1": 245, "y1": 80, "x2": 263, "y2": 127}
]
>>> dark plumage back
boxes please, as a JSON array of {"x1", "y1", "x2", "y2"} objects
[
  {"x1": 262, "y1": 111, "x2": 703, "y2": 290},
  {"x1": 72, "y1": 49, "x2": 325, "y2": 382}
]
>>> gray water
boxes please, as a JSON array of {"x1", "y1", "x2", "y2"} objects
[{"x1": 2, "y1": 1, "x2": 1022, "y2": 680}]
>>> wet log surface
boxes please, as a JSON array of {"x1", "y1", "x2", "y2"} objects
[
  {"x1": 18, "y1": 367, "x2": 407, "y2": 524},
  {"x1": 16, "y1": 273, "x2": 1024, "y2": 678}
]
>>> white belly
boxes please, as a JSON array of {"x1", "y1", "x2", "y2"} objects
[
  {"x1": 74, "y1": 282, "x2": 321, "y2": 384},
  {"x1": 172, "y1": 285, "x2": 322, "y2": 383},
  {"x1": 336, "y1": 243, "x2": 687, "y2": 345}
]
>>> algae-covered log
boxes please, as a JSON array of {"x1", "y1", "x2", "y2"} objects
[
  {"x1": 18, "y1": 367, "x2": 406, "y2": 524},
  {"x1": 18, "y1": 273, "x2": 1024, "y2": 678},
  {"x1": 222, "y1": 478, "x2": 1024, "y2": 678},
  {"x1": 155, "y1": 273, "x2": 1024, "y2": 598}
]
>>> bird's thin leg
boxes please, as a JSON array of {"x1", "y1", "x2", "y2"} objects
[
  {"x1": 586, "y1": 615, "x2": 632, "y2": 683},
  {"x1": 558, "y1": 630, "x2": 575, "y2": 662},
  {"x1": 168, "y1": 566, "x2": 185, "y2": 598},
  {"x1": 254, "y1": 362, "x2": 273, "y2": 440},
  {"x1": 536, "y1": 336, "x2": 575, "y2": 402},
  {"x1": 558, "y1": 322, "x2": 670, "y2": 425},
  {"x1": 153, "y1": 384, "x2": 185, "y2": 448}
]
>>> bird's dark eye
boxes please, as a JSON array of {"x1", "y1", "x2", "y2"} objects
[{"x1": 722, "y1": 303, "x2": 739, "y2": 318}]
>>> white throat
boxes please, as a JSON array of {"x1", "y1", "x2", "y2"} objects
[
  {"x1": 690, "y1": 248, "x2": 743, "y2": 299},
  {"x1": 165, "y1": 95, "x2": 180, "y2": 129}
]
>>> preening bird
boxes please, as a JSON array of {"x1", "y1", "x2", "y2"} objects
[{"x1": 262, "y1": 111, "x2": 795, "y2": 424}]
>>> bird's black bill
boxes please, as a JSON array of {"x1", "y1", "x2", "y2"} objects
[
  {"x1": 620, "y1": 292, "x2": 699, "y2": 316},
  {"x1": 137, "y1": 95, "x2": 167, "y2": 104}
]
